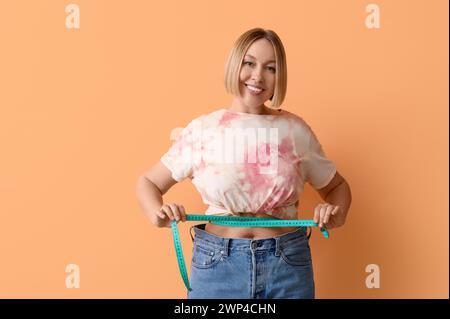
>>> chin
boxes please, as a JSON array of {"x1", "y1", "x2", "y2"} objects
[{"x1": 245, "y1": 96, "x2": 270, "y2": 106}]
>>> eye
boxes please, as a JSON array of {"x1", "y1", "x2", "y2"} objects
[{"x1": 243, "y1": 61, "x2": 276, "y2": 72}]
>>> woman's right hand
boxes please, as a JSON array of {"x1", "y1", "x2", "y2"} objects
[{"x1": 153, "y1": 203, "x2": 187, "y2": 228}]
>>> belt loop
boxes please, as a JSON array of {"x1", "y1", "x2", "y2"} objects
[
  {"x1": 222, "y1": 238, "x2": 230, "y2": 256},
  {"x1": 274, "y1": 236, "x2": 281, "y2": 256},
  {"x1": 307, "y1": 226, "x2": 312, "y2": 240},
  {"x1": 189, "y1": 225, "x2": 195, "y2": 242}
]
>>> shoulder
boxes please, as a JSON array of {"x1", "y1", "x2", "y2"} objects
[
  {"x1": 189, "y1": 108, "x2": 226, "y2": 124},
  {"x1": 176, "y1": 108, "x2": 227, "y2": 135},
  {"x1": 278, "y1": 108, "x2": 317, "y2": 152},
  {"x1": 170, "y1": 108, "x2": 226, "y2": 141},
  {"x1": 281, "y1": 108, "x2": 313, "y2": 135}
]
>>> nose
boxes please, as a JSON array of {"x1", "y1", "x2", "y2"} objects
[{"x1": 251, "y1": 66, "x2": 264, "y2": 83}]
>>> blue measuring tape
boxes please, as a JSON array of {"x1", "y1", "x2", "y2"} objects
[{"x1": 171, "y1": 214, "x2": 329, "y2": 291}]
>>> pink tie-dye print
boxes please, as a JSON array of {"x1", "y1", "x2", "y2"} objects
[{"x1": 160, "y1": 108, "x2": 337, "y2": 220}]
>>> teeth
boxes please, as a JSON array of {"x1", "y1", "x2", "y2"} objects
[{"x1": 246, "y1": 85, "x2": 263, "y2": 92}]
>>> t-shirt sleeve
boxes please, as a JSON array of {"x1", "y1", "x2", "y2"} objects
[
  {"x1": 302, "y1": 128, "x2": 337, "y2": 190},
  {"x1": 160, "y1": 118, "x2": 199, "y2": 182}
]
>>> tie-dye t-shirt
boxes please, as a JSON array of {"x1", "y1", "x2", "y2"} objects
[{"x1": 160, "y1": 108, "x2": 337, "y2": 220}]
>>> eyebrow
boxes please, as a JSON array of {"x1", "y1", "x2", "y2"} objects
[{"x1": 244, "y1": 54, "x2": 276, "y2": 64}]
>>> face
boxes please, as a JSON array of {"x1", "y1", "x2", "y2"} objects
[{"x1": 237, "y1": 38, "x2": 277, "y2": 109}]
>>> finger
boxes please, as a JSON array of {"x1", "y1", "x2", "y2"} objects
[
  {"x1": 156, "y1": 206, "x2": 167, "y2": 219},
  {"x1": 323, "y1": 205, "x2": 335, "y2": 224},
  {"x1": 313, "y1": 205, "x2": 321, "y2": 224},
  {"x1": 161, "y1": 205, "x2": 174, "y2": 220},
  {"x1": 323, "y1": 211, "x2": 331, "y2": 225},
  {"x1": 169, "y1": 203, "x2": 181, "y2": 222},
  {"x1": 319, "y1": 206, "x2": 327, "y2": 227},
  {"x1": 331, "y1": 206, "x2": 340, "y2": 215},
  {"x1": 179, "y1": 205, "x2": 187, "y2": 222}
]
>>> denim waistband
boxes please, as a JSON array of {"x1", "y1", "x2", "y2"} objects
[{"x1": 190, "y1": 223, "x2": 310, "y2": 256}]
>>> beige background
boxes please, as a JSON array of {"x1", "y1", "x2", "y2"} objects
[{"x1": 0, "y1": 0, "x2": 448, "y2": 298}]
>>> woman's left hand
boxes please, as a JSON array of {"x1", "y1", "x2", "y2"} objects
[{"x1": 313, "y1": 203, "x2": 343, "y2": 230}]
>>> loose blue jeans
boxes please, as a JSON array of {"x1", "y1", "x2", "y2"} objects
[{"x1": 187, "y1": 223, "x2": 315, "y2": 299}]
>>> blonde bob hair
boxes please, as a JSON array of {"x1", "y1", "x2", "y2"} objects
[{"x1": 224, "y1": 28, "x2": 287, "y2": 108}]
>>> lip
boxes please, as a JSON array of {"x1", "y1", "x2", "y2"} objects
[
  {"x1": 244, "y1": 83, "x2": 265, "y2": 96},
  {"x1": 244, "y1": 83, "x2": 265, "y2": 91}
]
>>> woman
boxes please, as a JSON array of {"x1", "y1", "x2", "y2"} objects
[{"x1": 136, "y1": 28, "x2": 352, "y2": 299}]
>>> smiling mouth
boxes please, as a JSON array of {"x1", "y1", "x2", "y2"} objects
[{"x1": 244, "y1": 84, "x2": 265, "y2": 93}]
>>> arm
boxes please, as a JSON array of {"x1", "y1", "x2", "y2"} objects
[
  {"x1": 315, "y1": 171, "x2": 352, "y2": 228},
  {"x1": 136, "y1": 161, "x2": 184, "y2": 227}
]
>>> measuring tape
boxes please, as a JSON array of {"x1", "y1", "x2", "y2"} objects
[{"x1": 171, "y1": 214, "x2": 330, "y2": 291}]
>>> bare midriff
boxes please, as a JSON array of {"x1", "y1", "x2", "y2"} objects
[{"x1": 204, "y1": 212, "x2": 300, "y2": 240}]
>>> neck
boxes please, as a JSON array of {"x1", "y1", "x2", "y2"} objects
[{"x1": 230, "y1": 98, "x2": 268, "y2": 115}]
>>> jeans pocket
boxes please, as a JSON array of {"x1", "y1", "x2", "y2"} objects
[
  {"x1": 279, "y1": 237, "x2": 312, "y2": 267},
  {"x1": 191, "y1": 242, "x2": 222, "y2": 269}
]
